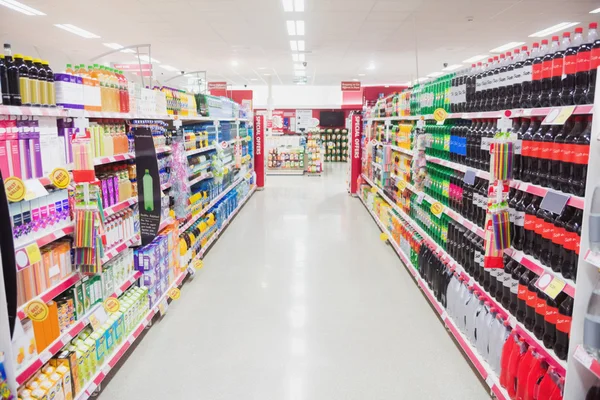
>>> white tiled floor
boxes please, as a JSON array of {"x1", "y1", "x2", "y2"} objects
[{"x1": 100, "y1": 164, "x2": 489, "y2": 400}]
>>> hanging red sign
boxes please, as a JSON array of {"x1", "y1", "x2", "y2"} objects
[{"x1": 341, "y1": 81, "x2": 361, "y2": 91}]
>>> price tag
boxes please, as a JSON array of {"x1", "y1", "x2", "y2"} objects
[
  {"x1": 88, "y1": 307, "x2": 108, "y2": 331},
  {"x1": 49, "y1": 167, "x2": 71, "y2": 189},
  {"x1": 535, "y1": 272, "x2": 566, "y2": 299},
  {"x1": 380, "y1": 233, "x2": 388, "y2": 241},
  {"x1": 542, "y1": 106, "x2": 576, "y2": 125},
  {"x1": 497, "y1": 117, "x2": 512, "y2": 132},
  {"x1": 574, "y1": 345, "x2": 594, "y2": 369},
  {"x1": 158, "y1": 298, "x2": 169, "y2": 316},
  {"x1": 416, "y1": 192, "x2": 425, "y2": 204},
  {"x1": 173, "y1": 118, "x2": 183, "y2": 128},
  {"x1": 430, "y1": 202, "x2": 444, "y2": 217},
  {"x1": 396, "y1": 180, "x2": 407, "y2": 191},
  {"x1": 168, "y1": 287, "x2": 181, "y2": 300},
  {"x1": 540, "y1": 190, "x2": 570, "y2": 215},
  {"x1": 103, "y1": 297, "x2": 120, "y2": 313},
  {"x1": 25, "y1": 300, "x2": 49, "y2": 322},
  {"x1": 194, "y1": 259, "x2": 204, "y2": 270},
  {"x1": 433, "y1": 108, "x2": 447, "y2": 124},
  {"x1": 5, "y1": 176, "x2": 25, "y2": 202},
  {"x1": 463, "y1": 169, "x2": 477, "y2": 185},
  {"x1": 370, "y1": 187, "x2": 378, "y2": 194},
  {"x1": 25, "y1": 243, "x2": 42, "y2": 265},
  {"x1": 24, "y1": 179, "x2": 49, "y2": 201}
]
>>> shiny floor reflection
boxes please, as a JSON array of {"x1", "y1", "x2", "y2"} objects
[{"x1": 101, "y1": 164, "x2": 489, "y2": 400}]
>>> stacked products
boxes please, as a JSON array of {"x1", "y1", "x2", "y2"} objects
[
  {"x1": 305, "y1": 131, "x2": 323, "y2": 174},
  {"x1": 267, "y1": 147, "x2": 304, "y2": 170},
  {"x1": 322, "y1": 128, "x2": 348, "y2": 162}
]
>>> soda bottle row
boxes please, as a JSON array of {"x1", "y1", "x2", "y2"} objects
[
  {"x1": 409, "y1": 196, "x2": 449, "y2": 247},
  {"x1": 509, "y1": 189, "x2": 582, "y2": 281},
  {"x1": 0, "y1": 43, "x2": 56, "y2": 107}
]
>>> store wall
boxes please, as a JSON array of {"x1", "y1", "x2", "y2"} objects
[{"x1": 233, "y1": 85, "x2": 346, "y2": 109}]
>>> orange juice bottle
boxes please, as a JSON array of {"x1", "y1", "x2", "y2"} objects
[
  {"x1": 98, "y1": 66, "x2": 109, "y2": 111},
  {"x1": 65, "y1": 63, "x2": 74, "y2": 75},
  {"x1": 88, "y1": 65, "x2": 100, "y2": 111},
  {"x1": 109, "y1": 68, "x2": 119, "y2": 112}
]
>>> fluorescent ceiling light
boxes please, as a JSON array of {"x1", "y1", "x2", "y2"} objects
[
  {"x1": 263, "y1": 73, "x2": 271, "y2": 76},
  {"x1": 296, "y1": 21, "x2": 305, "y2": 35},
  {"x1": 462, "y1": 54, "x2": 488, "y2": 63},
  {"x1": 442, "y1": 64, "x2": 463, "y2": 72},
  {"x1": 358, "y1": 73, "x2": 366, "y2": 77},
  {"x1": 591, "y1": 7, "x2": 600, "y2": 13},
  {"x1": 367, "y1": 63, "x2": 375, "y2": 70},
  {"x1": 294, "y1": 0, "x2": 304, "y2": 12},
  {"x1": 250, "y1": 78, "x2": 258, "y2": 81},
  {"x1": 297, "y1": 40, "x2": 305, "y2": 51},
  {"x1": 286, "y1": 21, "x2": 296, "y2": 35},
  {"x1": 54, "y1": 24, "x2": 100, "y2": 39},
  {"x1": 489, "y1": 42, "x2": 524, "y2": 53},
  {"x1": 427, "y1": 72, "x2": 444, "y2": 77},
  {"x1": 160, "y1": 65, "x2": 179, "y2": 72},
  {"x1": 103, "y1": 43, "x2": 135, "y2": 54},
  {"x1": 0, "y1": 0, "x2": 44, "y2": 15},
  {"x1": 294, "y1": 70, "x2": 306, "y2": 76},
  {"x1": 292, "y1": 54, "x2": 305, "y2": 62},
  {"x1": 415, "y1": 77, "x2": 429, "y2": 83},
  {"x1": 258, "y1": 66, "x2": 267, "y2": 70},
  {"x1": 231, "y1": 60, "x2": 239, "y2": 66},
  {"x1": 282, "y1": 0, "x2": 293, "y2": 11},
  {"x1": 352, "y1": 78, "x2": 359, "y2": 82},
  {"x1": 294, "y1": 64, "x2": 305, "y2": 70},
  {"x1": 529, "y1": 22, "x2": 579, "y2": 38},
  {"x1": 136, "y1": 55, "x2": 160, "y2": 63},
  {"x1": 290, "y1": 41, "x2": 298, "y2": 51}
]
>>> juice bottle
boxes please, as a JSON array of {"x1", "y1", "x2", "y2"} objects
[
  {"x1": 88, "y1": 65, "x2": 100, "y2": 111},
  {"x1": 142, "y1": 169, "x2": 154, "y2": 211},
  {"x1": 98, "y1": 66, "x2": 109, "y2": 111},
  {"x1": 34, "y1": 58, "x2": 47, "y2": 106},
  {"x1": 24, "y1": 56, "x2": 39, "y2": 106},
  {"x1": 14, "y1": 54, "x2": 30, "y2": 106},
  {"x1": 109, "y1": 68, "x2": 119, "y2": 112},
  {"x1": 42, "y1": 61, "x2": 55, "y2": 106},
  {"x1": 65, "y1": 63, "x2": 74, "y2": 75},
  {"x1": 116, "y1": 70, "x2": 128, "y2": 112}
]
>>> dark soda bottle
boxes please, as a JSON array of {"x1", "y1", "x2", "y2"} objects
[
  {"x1": 513, "y1": 192, "x2": 530, "y2": 251},
  {"x1": 543, "y1": 292, "x2": 566, "y2": 349},
  {"x1": 550, "y1": 206, "x2": 574, "y2": 273},
  {"x1": 495, "y1": 53, "x2": 509, "y2": 110},
  {"x1": 487, "y1": 56, "x2": 500, "y2": 111},
  {"x1": 554, "y1": 296, "x2": 573, "y2": 360},
  {"x1": 510, "y1": 264, "x2": 526, "y2": 316},
  {"x1": 513, "y1": 118, "x2": 527, "y2": 180},
  {"x1": 532, "y1": 200, "x2": 546, "y2": 260},
  {"x1": 538, "y1": 125, "x2": 560, "y2": 187},
  {"x1": 529, "y1": 122, "x2": 546, "y2": 185},
  {"x1": 3, "y1": 44, "x2": 21, "y2": 106},
  {"x1": 521, "y1": 42, "x2": 539, "y2": 108},
  {"x1": 511, "y1": 46, "x2": 527, "y2": 108},
  {"x1": 562, "y1": 208, "x2": 582, "y2": 281},
  {"x1": 0, "y1": 54, "x2": 9, "y2": 104},
  {"x1": 519, "y1": 118, "x2": 534, "y2": 181},
  {"x1": 525, "y1": 276, "x2": 539, "y2": 331},
  {"x1": 569, "y1": 115, "x2": 591, "y2": 197},
  {"x1": 586, "y1": 31, "x2": 600, "y2": 104},
  {"x1": 508, "y1": 188, "x2": 520, "y2": 242},
  {"x1": 502, "y1": 258, "x2": 518, "y2": 309},
  {"x1": 531, "y1": 39, "x2": 549, "y2": 108},
  {"x1": 560, "y1": 116, "x2": 583, "y2": 193},
  {"x1": 474, "y1": 61, "x2": 485, "y2": 111},
  {"x1": 522, "y1": 118, "x2": 541, "y2": 182},
  {"x1": 517, "y1": 270, "x2": 533, "y2": 323},
  {"x1": 502, "y1": 51, "x2": 515, "y2": 109},
  {"x1": 523, "y1": 195, "x2": 541, "y2": 256},
  {"x1": 540, "y1": 36, "x2": 560, "y2": 107},
  {"x1": 550, "y1": 34, "x2": 569, "y2": 106},
  {"x1": 574, "y1": 23, "x2": 598, "y2": 104},
  {"x1": 560, "y1": 30, "x2": 581, "y2": 106},
  {"x1": 550, "y1": 119, "x2": 574, "y2": 191},
  {"x1": 540, "y1": 208, "x2": 556, "y2": 266},
  {"x1": 533, "y1": 287, "x2": 547, "y2": 340}
]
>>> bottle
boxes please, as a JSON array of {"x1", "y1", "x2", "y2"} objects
[
  {"x1": 562, "y1": 208, "x2": 582, "y2": 281},
  {"x1": 508, "y1": 188, "x2": 521, "y2": 244},
  {"x1": 550, "y1": 33, "x2": 569, "y2": 106},
  {"x1": 42, "y1": 61, "x2": 55, "y2": 107},
  {"x1": 517, "y1": 270, "x2": 533, "y2": 322},
  {"x1": 13, "y1": 54, "x2": 29, "y2": 106},
  {"x1": 540, "y1": 208, "x2": 556, "y2": 267},
  {"x1": 550, "y1": 119, "x2": 574, "y2": 191},
  {"x1": 525, "y1": 276, "x2": 539, "y2": 331},
  {"x1": 513, "y1": 118, "x2": 528, "y2": 180},
  {"x1": 24, "y1": 56, "x2": 39, "y2": 106},
  {"x1": 550, "y1": 206, "x2": 574, "y2": 273},
  {"x1": 543, "y1": 292, "x2": 566, "y2": 349},
  {"x1": 531, "y1": 40, "x2": 548, "y2": 108},
  {"x1": 513, "y1": 192, "x2": 530, "y2": 251},
  {"x1": 486, "y1": 57, "x2": 500, "y2": 111},
  {"x1": 586, "y1": 28, "x2": 600, "y2": 104},
  {"x1": 495, "y1": 53, "x2": 509, "y2": 110},
  {"x1": 523, "y1": 195, "x2": 541, "y2": 256},
  {"x1": 560, "y1": 116, "x2": 584, "y2": 193},
  {"x1": 472, "y1": 62, "x2": 484, "y2": 112},
  {"x1": 502, "y1": 51, "x2": 515, "y2": 109},
  {"x1": 521, "y1": 42, "x2": 539, "y2": 108},
  {"x1": 569, "y1": 115, "x2": 591, "y2": 197},
  {"x1": 533, "y1": 287, "x2": 547, "y2": 340},
  {"x1": 583, "y1": 279, "x2": 600, "y2": 358},
  {"x1": 143, "y1": 169, "x2": 154, "y2": 211},
  {"x1": 554, "y1": 296, "x2": 573, "y2": 360},
  {"x1": 540, "y1": 35, "x2": 560, "y2": 107},
  {"x1": 575, "y1": 23, "x2": 598, "y2": 104},
  {"x1": 502, "y1": 258, "x2": 517, "y2": 309},
  {"x1": 34, "y1": 59, "x2": 47, "y2": 106},
  {"x1": 3, "y1": 44, "x2": 21, "y2": 106},
  {"x1": 511, "y1": 47, "x2": 526, "y2": 108},
  {"x1": 528, "y1": 119, "x2": 545, "y2": 185},
  {"x1": 537, "y1": 125, "x2": 559, "y2": 187},
  {"x1": 0, "y1": 55, "x2": 8, "y2": 104},
  {"x1": 561, "y1": 29, "x2": 582, "y2": 106}
]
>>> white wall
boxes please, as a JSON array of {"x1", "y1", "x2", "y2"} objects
[{"x1": 232, "y1": 85, "x2": 343, "y2": 109}]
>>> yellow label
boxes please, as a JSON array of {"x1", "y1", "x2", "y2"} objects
[
  {"x1": 194, "y1": 259, "x2": 204, "y2": 270},
  {"x1": 224, "y1": 167, "x2": 229, "y2": 174},
  {"x1": 379, "y1": 233, "x2": 388, "y2": 241},
  {"x1": 370, "y1": 187, "x2": 378, "y2": 194},
  {"x1": 542, "y1": 106, "x2": 576, "y2": 125},
  {"x1": 25, "y1": 300, "x2": 49, "y2": 322},
  {"x1": 543, "y1": 277, "x2": 566, "y2": 299},
  {"x1": 430, "y1": 202, "x2": 444, "y2": 217},
  {"x1": 5, "y1": 176, "x2": 25, "y2": 202},
  {"x1": 103, "y1": 297, "x2": 120, "y2": 313},
  {"x1": 168, "y1": 288, "x2": 181, "y2": 300},
  {"x1": 88, "y1": 314, "x2": 101, "y2": 331},
  {"x1": 433, "y1": 108, "x2": 448, "y2": 123},
  {"x1": 49, "y1": 167, "x2": 71, "y2": 189},
  {"x1": 25, "y1": 243, "x2": 42, "y2": 265},
  {"x1": 397, "y1": 181, "x2": 407, "y2": 191}
]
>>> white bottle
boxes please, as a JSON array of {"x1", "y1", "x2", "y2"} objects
[
  {"x1": 465, "y1": 290, "x2": 480, "y2": 342},
  {"x1": 474, "y1": 300, "x2": 489, "y2": 353}
]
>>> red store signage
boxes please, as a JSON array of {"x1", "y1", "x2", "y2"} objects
[{"x1": 341, "y1": 81, "x2": 361, "y2": 91}]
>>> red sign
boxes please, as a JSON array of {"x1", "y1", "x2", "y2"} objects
[
  {"x1": 208, "y1": 82, "x2": 227, "y2": 90},
  {"x1": 350, "y1": 113, "x2": 362, "y2": 194},
  {"x1": 254, "y1": 115, "x2": 265, "y2": 189},
  {"x1": 113, "y1": 63, "x2": 152, "y2": 71},
  {"x1": 341, "y1": 81, "x2": 361, "y2": 91}
]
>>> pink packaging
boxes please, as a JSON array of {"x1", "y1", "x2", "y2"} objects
[
  {"x1": 0, "y1": 120, "x2": 8, "y2": 179},
  {"x1": 5, "y1": 119, "x2": 21, "y2": 179}
]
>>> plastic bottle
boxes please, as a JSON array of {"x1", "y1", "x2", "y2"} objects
[
  {"x1": 550, "y1": 118, "x2": 574, "y2": 190},
  {"x1": 533, "y1": 286, "x2": 547, "y2": 340},
  {"x1": 531, "y1": 40, "x2": 548, "y2": 108},
  {"x1": 575, "y1": 23, "x2": 598, "y2": 104},
  {"x1": 24, "y1": 56, "x2": 39, "y2": 106},
  {"x1": 520, "y1": 42, "x2": 539, "y2": 108},
  {"x1": 560, "y1": 116, "x2": 583, "y2": 193},
  {"x1": 502, "y1": 51, "x2": 515, "y2": 109},
  {"x1": 0, "y1": 55, "x2": 8, "y2": 104},
  {"x1": 511, "y1": 46, "x2": 527, "y2": 108},
  {"x1": 544, "y1": 292, "x2": 566, "y2": 349},
  {"x1": 13, "y1": 54, "x2": 29, "y2": 106},
  {"x1": 550, "y1": 33, "x2": 570, "y2": 106},
  {"x1": 517, "y1": 270, "x2": 533, "y2": 323},
  {"x1": 561, "y1": 29, "x2": 583, "y2": 106},
  {"x1": 562, "y1": 208, "x2": 582, "y2": 281},
  {"x1": 569, "y1": 115, "x2": 591, "y2": 196},
  {"x1": 41, "y1": 61, "x2": 55, "y2": 106},
  {"x1": 584, "y1": 280, "x2": 600, "y2": 358},
  {"x1": 554, "y1": 296, "x2": 572, "y2": 360},
  {"x1": 586, "y1": 28, "x2": 600, "y2": 103},
  {"x1": 34, "y1": 59, "x2": 47, "y2": 106},
  {"x1": 540, "y1": 35, "x2": 560, "y2": 107},
  {"x1": 524, "y1": 276, "x2": 539, "y2": 331},
  {"x1": 4, "y1": 44, "x2": 21, "y2": 106},
  {"x1": 515, "y1": 346, "x2": 536, "y2": 399}
]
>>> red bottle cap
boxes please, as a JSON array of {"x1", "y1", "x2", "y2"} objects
[
  {"x1": 471, "y1": 63, "x2": 476, "y2": 67},
  {"x1": 542, "y1": 39, "x2": 549, "y2": 44},
  {"x1": 522, "y1": 45, "x2": 528, "y2": 51},
  {"x1": 533, "y1": 42, "x2": 540, "y2": 48},
  {"x1": 552, "y1": 35, "x2": 559, "y2": 41},
  {"x1": 575, "y1": 27, "x2": 583, "y2": 33},
  {"x1": 563, "y1": 32, "x2": 571, "y2": 37},
  {"x1": 514, "y1": 49, "x2": 520, "y2": 54},
  {"x1": 500, "y1": 53, "x2": 505, "y2": 59},
  {"x1": 494, "y1": 56, "x2": 499, "y2": 60},
  {"x1": 590, "y1": 22, "x2": 598, "y2": 29}
]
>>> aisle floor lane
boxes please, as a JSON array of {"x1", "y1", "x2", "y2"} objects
[{"x1": 101, "y1": 165, "x2": 489, "y2": 400}]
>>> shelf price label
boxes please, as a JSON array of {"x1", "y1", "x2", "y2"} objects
[
  {"x1": 49, "y1": 167, "x2": 71, "y2": 189},
  {"x1": 168, "y1": 288, "x2": 181, "y2": 300},
  {"x1": 430, "y1": 202, "x2": 444, "y2": 217},
  {"x1": 379, "y1": 233, "x2": 388, "y2": 242},
  {"x1": 535, "y1": 272, "x2": 566, "y2": 299},
  {"x1": 5, "y1": 176, "x2": 25, "y2": 202},
  {"x1": 370, "y1": 186, "x2": 378, "y2": 194},
  {"x1": 433, "y1": 108, "x2": 448, "y2": 124},
  {"x1": 103, "y1": 297, "x2": 120, "y2": 313},
  {"x1": 25, "y1": 300, "x2": 49, "y2": 322},
  {"x1": 396, "y1": 180, "x2": 408, "y2": 192},
  {"x1": 194, "y1": 259, "x2": 204, "y2": 270},
  {"x1": 542, "y1": 106, "x2": 576, "y2": 126}
]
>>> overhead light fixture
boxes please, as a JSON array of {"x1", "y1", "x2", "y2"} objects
[
  {"x1": 352, "y1": 78, "x2": 359, "y2": 82},
  {"x1": 294, "y1": 0, "x2": 304, "y2": 12},
  {"x1": 415, "y1": 77, "x2": 429, "y2": 83},
  {"x1": 401, "y1": 81, "x2": 412, "y2": 86},
  {"x1": 462, "y1": 54, "x2": 488, "y2": 63},
  {"x1": 103, "y1": 43, "x2": 135, "y2": 54},
  {"x1": 286, "y1": 21, "x2": 296, "y2": 35},
  {"x1": 294, "y1": 70, "x2": 306, "y2": 76},
  {"x1": 136, "y1": 55, "x2": 160, "y2": 63},
  {"x1": 427, "y1": 72, "x2": 444, "y2": 77},
  {"x1": 297, "y1": 40, "x2": 305, "y2": 51},
  {"x1": 529, "y1": 22, "x2": 580, "y2": 37},
  {"x1": 263, "y1": 73, "x2": 271, "y2": 76},
  {"x1": 282, "y1": 0, "x2": 293, "y2": 11},
  {"x1": 296, "y1": 20, "x2": 305, "y2": 35},
  {"x1": 591, "y1": 7, "x2": 600, "y2": 13},
  {"x1": 292, "y1": 54, "x2": 305, "y2": 62},
  {"x1": 294, "y1": 64, "x2": 305, "y2": 70},
  {"x1": 0, "y1": 0, "x2": 44, "y2": 15},
  {"x1": 231, "y1": 60, "x2": 239, "y2": 66},
  {"x1": 258, "y1": 66, "x2": 267, "y2": 70},
  {"x1": 250, "y1": 78, "x2": 258, "y2": 81},
  {"x1": 489, "y1": 42, "x2": 525, "y2": 53},
  {"x1": 160, "y1": 65, "x2": 179, "y2": 72},
  {"x1": 367, "y1": 63, "x2": 375, "y2": 70},
  {"x1": 54, "y1": 24, "x2": 100, "y2": 39},
  {"x1": 290, "y1": 41, "x2": 298, "y2": 51},
  {"x1": 442, "y1": 64, "x2": 463, "y2": 72}
]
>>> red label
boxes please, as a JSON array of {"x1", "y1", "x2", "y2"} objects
[
  {"x1": 564, "y1": 55, "x2": 577, "y2": 75},
  {"x1": 529, "y1": 141, "x2": 541, "y2": 159},
  {"x1": 518, "y1": 285, "x2": 528, "y2": 300},
  {"x1": 526, "y1": 291, "x2": 537, "y2": 307},
  {"x1": 535, "y1": 297, "x2": 547, "y2": 316},
  {"x1": 524, "y1": 214, "x2": 536, "y2": 231},
  {"x1": 552, "y1": 142, "x2": 563, "y2": 162},
  {"x1": 576, "y1": 238, "x2": 581, "y2": 255},
  {"x1": 254, "y1": 115, "x2": 265, "y2": 188},
  {"x1": 542, "y1": 222, "x2": 554, "y2": 239},
  {"x1": 564, "y1": 232, "x2": 579, "y2": 251},
  {"x1": 532, "y1": 63, "x2": 543, "y2": 81},
  {"x1": 577, "y1": 50, "x2": 591, "y2": 73},
  {"x1": 556, "y1": 315, "x2": 572, "y2": 334},
  {"x1": 552, "y1": 226, "x2": 566, "y2": 246},
  {"x1": 542, "y1": 60, "x2": 553, "y2": 79},
  {"x1": 592, "y1": 48, "x2": 600, "y2": 70},
  {"x1": 521, "y1": 141, "x2": 531, "y2": 157},
  {"x1": 534, "y1": 218, "x2": 544, "y2": 235},
  {"x1": 545, "y1": 305, "x2": 558, "y2": 324},
  {"x1": 540, "y1": 142, "x2": 553, "y2": 160},
  {"x1": 350, "y1": 114, "x2": 362, "y2": 194},
  {"x1": 562, "y1": 143, "x2": 575, "y2": 163},
  {"x1": 552, "y1": 57, "x2": 564, "y2": 78},
  {"x1": 573, "y1": 144, "x2": 590, "y2": 164}
]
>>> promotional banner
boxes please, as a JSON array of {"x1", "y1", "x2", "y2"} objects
[
  {"x1": 350, "y1": 113, "x2": 362, "y2": 194},
  {"x1": 133, "y1": 127, "x2": 162, "y2": 245},
  {"x1": 254, "y1": 115, "x2": 265, "y2": 189}
]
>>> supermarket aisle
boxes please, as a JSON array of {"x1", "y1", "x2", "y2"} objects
[{"x1": 101, "y1": 164, "x2": 489, "y2": 400}]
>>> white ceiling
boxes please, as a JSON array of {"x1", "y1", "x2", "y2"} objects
[{"x1": 0, "y1": 0, "x2": 598, "y2": 87}]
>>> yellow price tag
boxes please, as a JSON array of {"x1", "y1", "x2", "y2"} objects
[
  {"x1": 536, "y1": 273, "x2": 566, "y2": 299},
  {"x1": 103, "y1": 297, "x2": 121, "y2": 313},
  {"x1": 194, "y1": 259, "x2": 204, "y2": 270},
  {"x1": 224, "y1": 167, "x2": 229, "y2": 174},
  {"x1": 542, "y1": 106, "x2": 576, "y2": 125},
  {"x1": 49, "y1": 167, "x2": 71, "y2": 189},
  {"x1": 433, "y1": 108, "x2": 448, "y2": 123},
  {"x1": 430, "y1": 202, "x2": 444, "y2": 217},
  {"x1": 25, "y1": 300, "x2": 49, "y2": 322},
  {"x1": 25, "y1": 243, "x2": 42, "y2": 265},
  {"x1": 397, "y1": 181, "x2": 407, "y2": 191},
  {"x1": 168, "y1": 288, "x2": 181, "y2": 300},
  {"x1": 370, "y1": 187, "x2": 378, "y2": 194},
  {"x1": 380, "y1": 233, "x2": 388, "y2": 242},
  {"x1": 5, "y1": 176, "x2": 25, "y2": 202}
]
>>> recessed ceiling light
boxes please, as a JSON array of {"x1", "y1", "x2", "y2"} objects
[
  {"x1": 286, "y1": 21, "x2": 296, "y2": 35},
  {"x1": 294, "y1": 64, "x2": 305, "y2": 70},
  {"x1": 297, "y1": 40, "x2": 305, "y2": 51},
  {"x1": 442, "y1": 64, "x2": 463, "y2": 72},
  {"x1": 290, "y1": 41, "x2": 298, "y2": 51},
  {"x1": 529, "y1": 22, "x2": 580, "y2": 38},
  {"x1": 292, "y1": 54, "x2": 305, "y2": 62},
  {"x1": 427, "y1": 72, "x2": 444, "y2": 77},
  {"x1": 367, "y1": 63, "x2": 375, "y2": 70},
  {"x1": 462, "y1": 55, "x2": 488, "y2": 63},
  {"x1": 282, "y1": 0, "x2": 293, "y2": 12},
  {"x1": 258, "y1": 67, "x2": 267, "y2": 70},
  {"x1": 294, "y1": 0, "x2": 304, "y2": 12},
  {"x1": 358, "y1": 73, "x2": 366, "y2": 77},
  {"x1": 231, "y1": 60, "x2": 239, "y2": 66},
  {"x1": 54, "y1": 24, "x2": 100, "y2": 39},
  {"x1": 160, "y1": 65, "x2": 180, "y2": 72},
  {"x1": 103, "y1": 43, "x2": 123, "y2": 50},
  {"x1": 591, "y1": 7, "x2": 600, "y2": 13},
  {"x1": 294, "y1": 70, "x2": 306, "y2": 76},
  {"x1": 352, "y1": 78, "x2": 359, "y2": 82},
  {"x1": 136, "y1": 55, "x2": 160, "y2": 64},
  {"x1": 250, "y1": 78, "x2": 258, "y2": 81},
  {"x1": 263, "y1": 73, "x2": 271, "y2": 76},
  {"x1": 296, "y1": 21, "x2": 305, "y2": 35},
  {"x1": 0, "y1": 0, "x2": 44, "y2": 15},
  {"x1": 489, "y1": 42, "x2": 525, "y2": 53}
]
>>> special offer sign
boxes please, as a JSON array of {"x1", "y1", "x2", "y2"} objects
[
  {"x1": 254, "y1": 114, "x2": 265, "y2": 189},
  {"x1": 350, "y1": 113, "x2": 362, "y2": 194}
]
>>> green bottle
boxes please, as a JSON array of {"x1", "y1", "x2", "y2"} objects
[{"x1": 142, "y1": 169, "x2": 154, "y2": 211}]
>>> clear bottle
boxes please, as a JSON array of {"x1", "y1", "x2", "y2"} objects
[{"x1": 584, "y1": 279, "x2": 600, "y2": 358}]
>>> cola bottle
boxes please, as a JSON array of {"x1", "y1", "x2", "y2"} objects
[
  {"x1": 528, "y1": 121, "x2": 546, "y2": 185},
  {"x1": 502, "y1": 258, "x2": 518, "y2": 309},
  {"x1": 550, "y1": 118, "x2": 574, "y2": 191},
  {"x1": 508, "y1": 188, "x2": 520, "y2": 242},
  {"x1": 586, "y1": 30, "x2": 600, "y2": 104},
  {"x1": 537, "y1": 125, "x2": 560, "y2": 187},
  {"x1": 510, "y1": 264, "x2": 526, "y2": 316},
  {"x1": 554, "y1": 296, "x2": 573, "y2": 360},
  {"x1": 561, "y1": 29, "x2": 582, "y2": 106},
  {"x1": 502, "y1": 51, "x2": 515, "y2": 109},
  {"x1": 540, "y1": 208, "x2": 556, "y2": 267},
  {"x1": 531, "y1": 39, "x2": 549, "y2": 108},
  {"x1": 521, "y1": 42, "x2": 539, "y2": 108},
  {"x1": 550, "y1": 206, "x2": 574, "y2": 273},
  {"x1": 466, "y1": 64, "x2": 477, "y2": 111},
  {"x1": 543, "y1": 292, "x2": 566, "y2": 349},
  {"x1": 562, "y1": 209, "x2": 582, "y2": 281},
  {"x1": 521, "y1": 118, "x2": 541, "y2": 182},
  {"x1": 513, "y1": 192, "x2": 531, "y2": 251},
  {"x1": 477, "y1": 178, "x2": 488, "y2": 227},
  {"x1": 511, "y1": 46, "x2": 527, "y2": 108},
  {"x1": 540, "y1": 35, "x2": 560, "y2": 107},
  {"x1": 481, "y1": 119, "x2": 496, "y2": 171},
  {"x1": 474, "y1": 61, "x2": 485, "y2": 111},
  {"x1": 513, "y1": 118, "x2": 529, "y2": 180},
  {"x1": 574, "y1": 23, "x2": 598, "y2": 104},
  {"x1": 495, "y1": 254, "x2": 510, "y2": 302},
  {"x1": 560, "y1": 116, "x2": 584, "y2": 194},
  {"x1": 517, "y1": 270, "x2": 533, "y2": 323},
  {"x1": 523, "y1": 195, "x2": 541, "y2": 256},
  {"x1": 550, "y1": 33, "x2": 570, "y2": 106},
  {"x1": 488, "y1": 56, "x2": 501, "y2": 111},
  {"x1": 532, "y1": 201, "x2": 546, "y2": 260},
  {"x1": 466, "y1": 119, "x2": 477, "y2": 167},
  {"x1": 525, "y1": 276, "x2": 539, "y2": 331},
  {"x1": 496, "y1": 53, "x2": 509, "y2": 110},
  {"x1": 569, "y1": 115, "x2": 591, "y2": 197},
  {"x1": 533, "y1": 286, "x2": 547, "y2": 340}
]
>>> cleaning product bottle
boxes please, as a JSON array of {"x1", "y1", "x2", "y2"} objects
[{"x1": 143, "y1": 169, "x2": 154, "y2": 211}]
